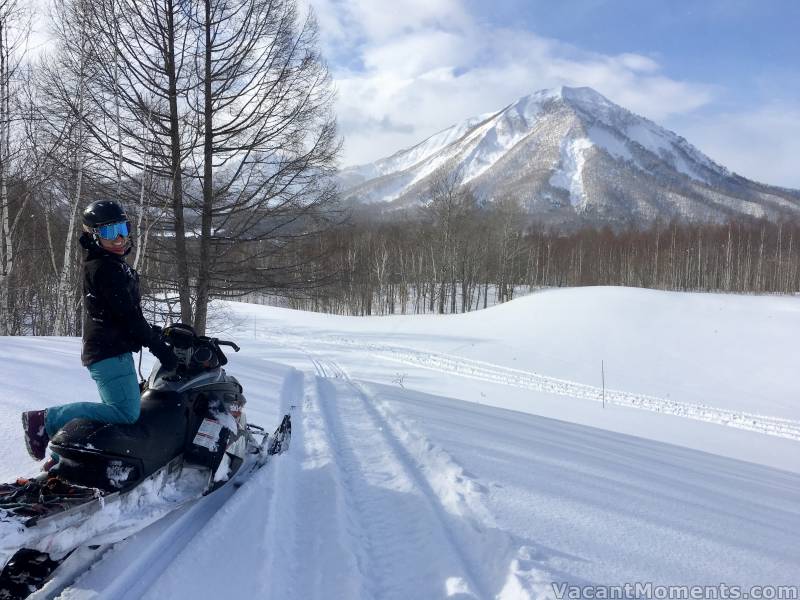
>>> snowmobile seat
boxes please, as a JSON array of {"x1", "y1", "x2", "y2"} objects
[{"x1": 49, "y1": 389, "x2": 191, "y2": 491}]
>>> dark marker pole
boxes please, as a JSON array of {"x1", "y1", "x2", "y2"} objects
[{"x1": 602, "y1": 360, "x2": 606, "y2": 409}]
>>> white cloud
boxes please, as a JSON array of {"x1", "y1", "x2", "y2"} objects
[
  {"x1": 307, "y1": 0, "x2": 716, "y2": 168},
  {"x1": 344, "y1": 0, "x2": 467, "y2": 40},
  {"x1": 362, "y1": 30, "x2": 475, "y2": 77},
  {"x1": 616, "y1": 53, "x2": 661, "y2": 73},
  {"x1": 302, "y1": 0, "x2": 468, "y2": 52}
]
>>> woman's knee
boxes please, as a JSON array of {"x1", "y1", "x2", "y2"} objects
[
  {"x1": 112, "y1": 403, "x2": 140, "y2": 424},
  {"x1": 121, "y1": 402, "x2": 141, "y2": 425},
  {"x1": 105, "y1": 384, "x2": 141, "y2": 424},
  {"x1": 117, "y1": 391, "x2": 141, "y2": 423},
  {"x1": 100, "y1": 369, "x2": 141, "y2": 425}
]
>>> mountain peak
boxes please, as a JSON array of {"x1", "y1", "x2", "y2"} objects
[
  {"x1": 515, "y1": 85, "x2": 611, "y2": 106},
  {"x1": 339, "y1": 87, "x2": 800, "y2": 229},
  {"x1": 559, "y1": 85, "x2": 609, "y2": 101}
]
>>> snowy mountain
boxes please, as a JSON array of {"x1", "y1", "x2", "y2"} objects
[
  {"x1": 339, "y1": 86, "x2": 800, "y2": 228},
  {"x1": 1, "y1": 288, "x2": 799, "y2": 596}
]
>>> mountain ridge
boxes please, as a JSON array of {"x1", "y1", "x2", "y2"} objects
[{"x1": 338, "y1": 86, "x2": 800, "y2": 229}]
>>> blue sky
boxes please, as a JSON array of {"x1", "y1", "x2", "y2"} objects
[
  {"x1": 307, "y1": 0, "x2": 800, "y2": 187},
  {"x1": 470, "y1": 0, "x2": 800, "y2": 110}
]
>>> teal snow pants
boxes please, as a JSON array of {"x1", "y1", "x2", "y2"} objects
[{"x1": 45, "y1": 353, "x2": 141, "y2": 437}]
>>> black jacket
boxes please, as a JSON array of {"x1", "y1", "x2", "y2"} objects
[{"x1": 80, "y1": 233, "x2": 159, "y2": 366}]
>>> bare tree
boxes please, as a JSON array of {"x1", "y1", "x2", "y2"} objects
[
  {"x1": 72, "y1": 0, "x2": 339, "y2": 334},
  {"x1": 74, "y1": 0, "x2": 197, "y2": 323},
  {"x1": 0, "y1": 0, "x2": 28, "y2": 334},
  {"x1": 42, "y1": 0, "x2": 97, "y2": 335},
  {"x1": 188, "y1": 0, "x2": 339, "y2": 334}
]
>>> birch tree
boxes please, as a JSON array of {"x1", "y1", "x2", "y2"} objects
[
  {"x1": 45, "y1": 0, "x2": 94, "y2": 335},
  {"x1": 0, "y1": 0, "x2": 26, "y2": 335}
]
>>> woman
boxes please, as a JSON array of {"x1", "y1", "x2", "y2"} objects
[{"x1": 21, "y1": 200, "x2": 177, "y2": 462}]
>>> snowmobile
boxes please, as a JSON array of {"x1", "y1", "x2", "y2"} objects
[{"x1": 0, "y1": 324, "x2": 292, "y2": 599}]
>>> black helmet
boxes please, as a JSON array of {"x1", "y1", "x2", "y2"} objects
[{"x1": 82, "y1": 200, "x2": 128, "y2": 228}]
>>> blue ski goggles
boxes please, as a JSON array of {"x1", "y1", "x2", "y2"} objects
[{"x1": 95, "y1": 221, "x2": 130, "y2": 240}]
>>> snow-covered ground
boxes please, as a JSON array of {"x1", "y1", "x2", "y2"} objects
[{"x1": 1, "y1": 286, "x2": 798, "y2": 598}]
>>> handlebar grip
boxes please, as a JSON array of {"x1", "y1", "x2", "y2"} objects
[{"x1": 217, "y1": 340, "x2": 240, "y2": 352}]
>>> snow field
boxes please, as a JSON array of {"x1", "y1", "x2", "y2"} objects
[
  {"x1": 262, "y1": 333, "x2": 800, "y2": 441},
  {"x1": 1, "y1": 286, "x2": 798, "y2": 597}
]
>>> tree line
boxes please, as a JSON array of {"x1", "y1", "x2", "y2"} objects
[
  {"x1": 0, "y1": 0, "x2": 339, "y2": 336},
  {"x1": 1, "y1": 0, "x2": 798, "y2": 334},
  {"x1": 285, "y1": 172, "x2": 800, "y2": 316}
]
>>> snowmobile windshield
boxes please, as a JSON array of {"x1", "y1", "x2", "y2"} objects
[{"x1": 95, "y1": 221, "x2": 129, "y2": 240}]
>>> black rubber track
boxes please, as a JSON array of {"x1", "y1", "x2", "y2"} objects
[{"x1": 0, "y1": 549, "x2": 67, "y2": 600}]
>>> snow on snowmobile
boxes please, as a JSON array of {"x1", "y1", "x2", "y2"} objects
[{"x1": 0, "y1": 324, "x2": 292, "y2": 599}]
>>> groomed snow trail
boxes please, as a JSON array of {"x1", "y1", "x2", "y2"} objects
[
  {"x1": 309, "y1": 355, "x2": 486, "y2": 599},
  {"x1": 299, "y1": 353, "x2": 558, "y2": 599},
  {"x1": 366, "y1": 382, "x2": 800, "y2": 584},
  {"x1": 267, "y1": 333, "x2": 800, "y2": 441}
]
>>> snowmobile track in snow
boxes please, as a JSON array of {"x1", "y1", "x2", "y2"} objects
[
  {"x1": 274, "y1": 332, "x2": 800, "y2": 441},
  {"x1": 301, "y1": 352, "x2": 544, "y2": 598},
  {"x1": 305, "y1": 353, "x2": 493, "y2": 599}
]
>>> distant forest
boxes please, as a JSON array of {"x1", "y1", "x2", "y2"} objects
[
  {"x1": 262, "y1": 168, "x2": 800, "y2": 316},
  {"x1": 285, "y1": 205, "x2": 800, "y2": 316},
  {"x1": 9, "y1": 154, "x2": 800, "y2": 332},
  {"x1": 9, "y1": 175, "x2": 800, "y2": 332}
]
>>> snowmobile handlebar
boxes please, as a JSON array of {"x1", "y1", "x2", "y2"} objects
[
  {"x1": 216, "y1": 340, "x2": 240, "y2": 353},
  {"x1": 159, "y1": 324, "x2": 240, "y2": 373}
]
